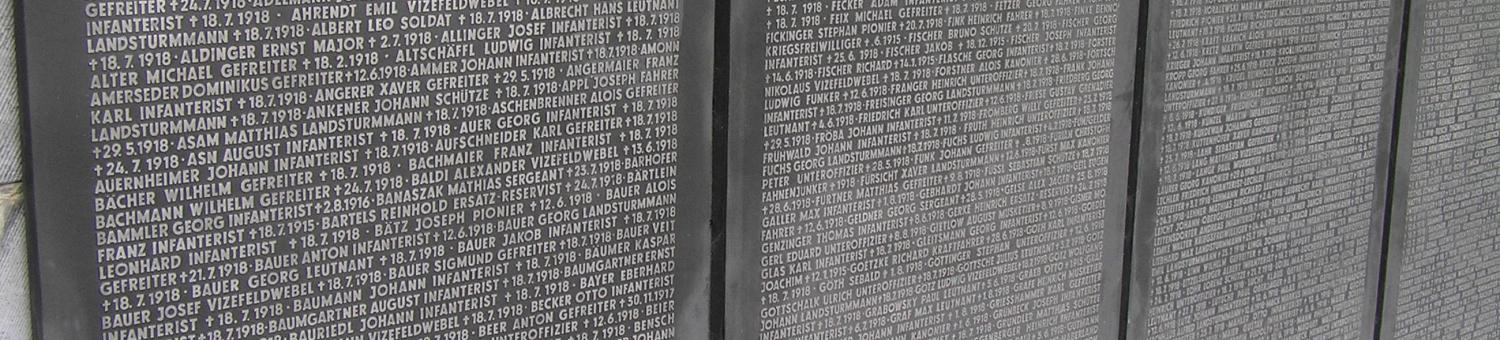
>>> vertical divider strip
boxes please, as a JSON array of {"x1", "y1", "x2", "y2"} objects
[
  {"x1": 711, "y1": 0, "x2": 732, "y2": 335},
  {"x1": 1374, "y1": 0, "x2": 1423, "y2": 338},
  {"x1": 1359, "y1": 0, "x2": 1417, "y2": 338},
  {"x1": 1110, "y1": 0, "x2": 1152, "y2": 337},
  {"x1": 1122, "y1": 0, "x2": 1169, "y2": 336},
  {"x1": 1115, "y1": 0, "x2": 1151, "y2": 336}
]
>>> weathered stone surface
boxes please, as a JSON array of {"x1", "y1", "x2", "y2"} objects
[
  {"x1": 727, "y1": 0, "x2": 1139, "y2": 338},
  {"x1": 1130, "y1": 0, "x2": 1403, "y2": 338},
  {"x1": 1385, "y1": 1, "x2": 1500, "y2": 338}
]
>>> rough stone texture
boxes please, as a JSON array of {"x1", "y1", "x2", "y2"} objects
[
  {"x1": 0, "y1": 0, "x2": 21, "y2": 184},
  {"x1": 0, "y1": 185, "x2": 27, "y2": 340},
  {"x1": 0, "y1": 0, "x2": 29, "y2": 337}
]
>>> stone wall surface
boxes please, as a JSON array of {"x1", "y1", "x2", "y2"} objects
[
  {"x1": 2, "y1": 0, "x2": 1499, "y2": 339},
  {"x1": 1386, "y1": 0, "x2": 1500, "y2": 339},
  {"x1": 1129, "y1": 0, "x2": 1403, "y2": 338}
]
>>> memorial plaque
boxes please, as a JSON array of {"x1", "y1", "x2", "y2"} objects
[
  {"x1": 1382, "y1": 1, "x2": 1500, "y2": 338},
  {"x1": 1128, "y1": 0, "x2": 1403, "y2": 338},
  {"x1": 726, "y1": 0, "x2": 1138, "y2": 338},
  {"x1": 21, "y1": 0, "x2": 713, "y2": 338}
]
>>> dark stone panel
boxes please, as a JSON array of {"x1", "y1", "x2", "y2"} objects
[
  {"x1": 726, "y1": 0, "x2": 1139, "y2": 338},
  {"x1": 20, "y1": 0, "x2": 713, "y2": 338},
  {"x1": 1128, "y1": 0, "x2": 1404, "y2": 338},
  {"x1": 1384, "y1": 1, "x2": 1500, "y2": 338}
]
